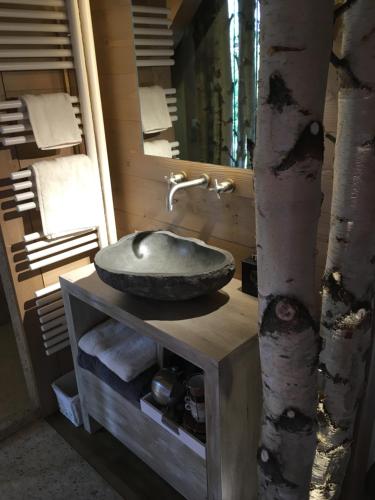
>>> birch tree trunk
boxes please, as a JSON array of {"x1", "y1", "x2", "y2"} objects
[
  {"x1": 253, "y1": 2, "x2": 333, "y2": 498},
  {"x1": 311, "y1": 2, "x2": 375, "y2": 498}
]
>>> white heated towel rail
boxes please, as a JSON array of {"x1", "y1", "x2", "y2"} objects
[
  {"x1": 0, "y1": 2, "x2": 74, "y2": 71},
  {"x1": 131, "y1": 4, "x2": 174, "y2": 68}
]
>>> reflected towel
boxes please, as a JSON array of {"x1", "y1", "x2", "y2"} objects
[
  {"x1": 144, "y1": 139, "x2": 173, "y2": 158},
  {"x1": 22, "y1": 93, "x2": 81, "y2": 150},
  {"x1": 139, "y1": 86, "x2": 172, "y2": 134},
  {"x1": 32, "y1": 154, "x2": 103, "y2": 239},
  {"x1": 78, "y1": 318, "x2": 158, "y2": 383}
]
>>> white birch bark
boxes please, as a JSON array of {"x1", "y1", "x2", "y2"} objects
[
  {"x1": 311, "y1": 1, "x2": 375, "y2": 498},
  {"x1": 254, "y1": 1, "x2": 333, "y2": 498}
]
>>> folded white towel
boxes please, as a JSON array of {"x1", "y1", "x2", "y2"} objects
[
  {"x1": 144, "y1": 139, "x2": 173, "y2": 158},
  {"x1": 78, "y1": 318, "x2": 158, "y2": 383},
  {"x1": 22, "y1": 93, "x2": 81, "y2": 150},
  {"x1": 32, "y1": 154, "x2": 103, "y2": 240},
  {"x1": 139, "y1": 86, "x2": 172, "y2": 134}
]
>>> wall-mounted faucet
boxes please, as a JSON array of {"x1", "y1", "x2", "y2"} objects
[
  {"x1": 165, "y1": 171, "x2": 210, "y2": 212},
  {"x1": 209, "y1": 179, "x2": 235, "y2": 198}
]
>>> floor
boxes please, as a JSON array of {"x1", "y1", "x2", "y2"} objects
[
  {"x1": 0, "y1": 420, "x2": 122, "y2": 500},
  {"x1": 0, "y1": 321, "x2": 32, "y2": 438},
  {"x1": 47, "y1": 413, "x2": 184, "y2": 500}
]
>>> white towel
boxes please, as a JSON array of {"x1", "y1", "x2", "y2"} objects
[
  {"x1": 78, "y1": 318, "x2": 158, "y2": 383},
  {"x1": 32, "y1": 154, "x2": 103, "y2": 240},
  {"x1": 144, "y1": 139, "x2": 173, "y2": 158},
  {"x1": 22, "y1": 93, "x2": 81, "y2": 150},
  {"x1": 139, "y1": 86, "x2": 172, "y2": 134}
]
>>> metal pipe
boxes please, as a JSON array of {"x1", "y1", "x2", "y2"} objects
[
  {"x1": 131, "y1": 5, "x2": 170, "y2": 15},
  {"x1": 0, "y1": 0, "x2": 64, "y2": 6},
  {"x1": 45, "y1": 338, "x2": 70, "y2": 356},
  {"x1": 0, "y1": 96, "x2": 78, "y2": 110},
  {"x1": 10, "y1": 170, "x2": 31, "y2": 180},
  {"x1": 0, "y1": 104, "x2": 79, "y2": 120},
  {"x1": 136, "y1": 59, "x2": 174, "y2": 67},
  {"x1": 135, "y1": 49, "x2": 173, "y2": 57},
  {"x1": 29, "y1": 241, "x2": 99, "y2": 270},
  {"x1": 42, "y1": 324, "x2": 67, "y2": 341},
  {"x1": 44, "y1": 332, "x2": 69, "y2": 349},
  {"x1": 132, "y1": 16, "x2": 170, "y2": 26},
  {"x1": 0, "y1": 61, "x2": 74, "y2": 71},
  {"x1": 25, "y1": 230, "x2": 95, "y2": 252},
  {"x1": 36, "y1": 290, "x2": 62, "y2": 308},
  {"x1": 167, "y1": 174, "x2": 210, "y2": 212},
  {"x1": 0, "y1": 8, "x2": 67, "y2": 19},
  {"x1": 77, "y1": 0, "x2": 117, "y2": 244},
  {"x1": 134, "y1": 27, "x2": 172, "y2": 36},
  {"x1": 16, "y1": 201, "x2": 37, "y2": 212},
  {"x1": 35, "y1": 282, "x2": 60, "y2": 299},
  {"x1": 3, "y1": 136, "x2": 34, "y2": 147},
  {"x1": 39, "y1": 306, "x2": 65, "y2": 324},
  {"x1": 14, "y1": 191, "x2": 34, "y2": 203},
  {"x1": 37, "y1": 298, "x2": 64, "y2": 317},
  {"x1": 0, "y1": 36, "x2": 70, "y2": 44},
  {"x1": 0, "y1": 48, "x2": 72, "y2": 58},
  {"x1": 66, "y1": 0, "x2": 108, "y2": 248},
  {"x1": 1, "y1": 123, "x2": 32, "y2": 134},
  {"x1": 0, "y1": 22, "x2": 69, "y2": 32},
  {"x1": 135, "y1": 38, "x2": 173, "y2": 46},
  {"x1": 12, "y1": 180, "x2": 32, "y2": 191},
  {"x1": 27, "y1": 233, "x2": 98, "y2": 261},
  {"x1": 40, "y1": 316, "x2": 66, "y2": 332}
]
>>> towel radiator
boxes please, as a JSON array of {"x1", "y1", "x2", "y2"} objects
[
  {"x1": 131, "y1": 5, "x2": 174, "y2": 68},
  {"x1": 0, "y1": 1, "x2": 74, "y2": 72},
  {"x1": 0, "y1": 0, "x2": 117, "y2": 360}
]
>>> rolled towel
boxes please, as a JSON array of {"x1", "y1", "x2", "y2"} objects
[
  {"x1": 144, "y1": 139, "x2": 173, "y2": 158},
  {"x1": 78, "y1": 318, "x2": 158, "y2": 383},
  {"x1": 22, "y1": 93, "x2": 81, "y2": 150},
  {"x1": 32, "y1": 154, "x2": 103, "y2": 240},
  {"x1": 139, "y1": 86, "x2": 172, "y2": 134}
]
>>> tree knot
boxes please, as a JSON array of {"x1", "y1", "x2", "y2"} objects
[{"x1": 260, "y1": 296, "x2": 317, "y2": 335}]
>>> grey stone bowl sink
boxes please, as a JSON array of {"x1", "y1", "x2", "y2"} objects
[{"x1": 94, "y1": 230, "x2": 235, "y2": 301}]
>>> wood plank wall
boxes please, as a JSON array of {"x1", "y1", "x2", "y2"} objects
[
  {"x1": 0, "y1": 69, "x2": 95, "y2": 415},
  {"x1": 90, "y1": 0, "x2": 337, "y2": 285}
]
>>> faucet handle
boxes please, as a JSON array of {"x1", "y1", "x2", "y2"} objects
[
  {"x1": 209, "y1": 178, "x2": 235, "y2": 199},
  {"x1": 165, "y1": 171, "x2": 187, "y2": 186}
]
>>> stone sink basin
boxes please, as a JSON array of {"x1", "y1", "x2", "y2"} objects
[{"x1": 94, "y1": 230, "x2": 235, "y2": 301}]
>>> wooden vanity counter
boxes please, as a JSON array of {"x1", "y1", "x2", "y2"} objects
[{"x1": 60, "y1": 263, "x2": 261, "y2": 500}]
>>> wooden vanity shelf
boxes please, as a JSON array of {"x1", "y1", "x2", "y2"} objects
[{"x1": 60, "y1": 264, "x2": 261, "y2": 500}]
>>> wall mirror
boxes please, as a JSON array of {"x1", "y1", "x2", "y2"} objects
[{"x1": 131, "y1": 0, "x2": 260, "y2": 169}]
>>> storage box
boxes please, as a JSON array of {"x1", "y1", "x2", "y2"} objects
[
  {"x1": 140, "y1": 393, "x2": 206, "y2": 459},
  {"x1": 51, "y1": 370, "x2": 82, "y2": 427}
]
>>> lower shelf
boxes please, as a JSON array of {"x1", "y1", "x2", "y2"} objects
[
  {"x1": 80, "y1": 368, "x2": 207, "y2": 500},
  {"x1": 141, "y1": 393, "x2": 206, "y2": 460}
]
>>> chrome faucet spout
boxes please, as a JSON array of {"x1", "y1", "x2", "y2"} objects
[{"x1": 166, "y1": 174, "x2": 210, "y2": 212}]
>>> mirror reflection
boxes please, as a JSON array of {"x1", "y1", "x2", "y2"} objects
[{"x1": 132, "y1": 1, "x2": 260, "y2": 169}]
